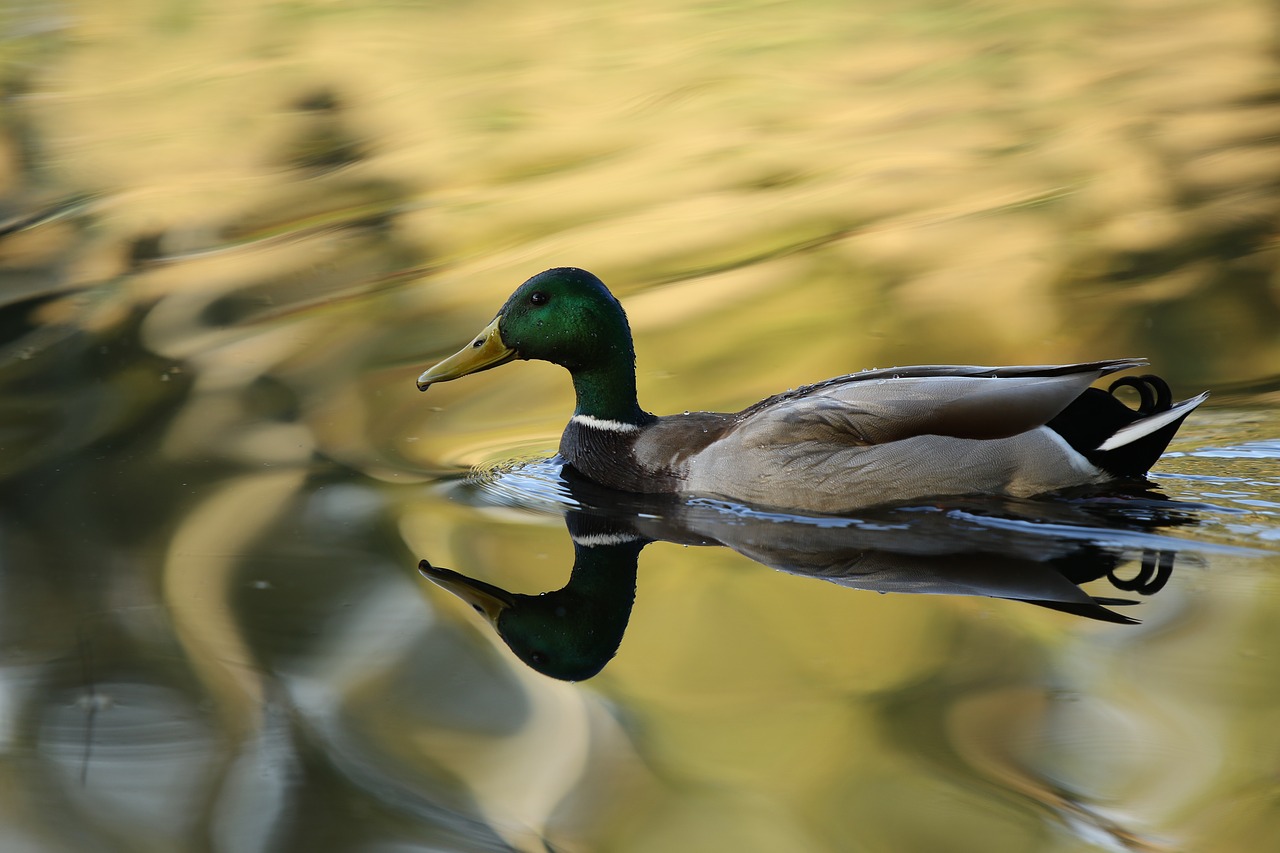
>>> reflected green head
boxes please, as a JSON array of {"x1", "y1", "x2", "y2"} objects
[
  {"x1": 420, "y1": 533, "x2": 642, "y2": 682},
  {"x1": 495, "y1": 585, "x2": 632, "y2": 682}
]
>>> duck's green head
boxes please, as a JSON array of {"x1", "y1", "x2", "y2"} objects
[{"x1": 417, "y1": 267, "x2": 636, "y2": 391}]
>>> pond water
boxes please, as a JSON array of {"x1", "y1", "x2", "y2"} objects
[{"x1": 3, "y1": 1, "x2": 1280, "y2": 851}]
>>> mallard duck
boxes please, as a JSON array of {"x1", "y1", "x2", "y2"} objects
[{"x1": 417, "y1": 268, "x2": 1207, "y2": 513}]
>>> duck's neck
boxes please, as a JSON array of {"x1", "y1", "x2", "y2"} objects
[
  {"x1": 564, "y1": 536, "x2": 643, "y2": 605},
  {"x1": 569, "y1": 356, "x2": 655, "y2": 429}
]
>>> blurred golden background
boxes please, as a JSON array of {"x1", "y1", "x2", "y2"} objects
[{"x1": 2, "y1": 1, "x2": 1280, "y2": 851}]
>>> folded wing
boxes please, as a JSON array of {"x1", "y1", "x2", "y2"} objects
[{"x1": 736, "y1": 361, "x2": 1145, "y2": 447}]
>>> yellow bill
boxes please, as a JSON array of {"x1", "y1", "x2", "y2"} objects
[
  {"x1": 417, "y1": 316, "x2": 516, "y2": 391},
  {"x1": 418, "y1": 560, "x2": 515, "y2": 624}
]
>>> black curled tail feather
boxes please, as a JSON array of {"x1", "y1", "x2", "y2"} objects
[
  {"x1": 1107, "y1": 374, "x2": 1172, "y2": 415},
  {"x1": 1047, "y1": 373, "x2": 1202, "y2": 479}
]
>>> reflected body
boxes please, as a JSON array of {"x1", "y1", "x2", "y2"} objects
[
  {"x1": 420, "y1": 473, "x2": 1191, "y2": 680},
  {"x1": 418, "y1": 268, "x2": 1207, "y2": 513}
]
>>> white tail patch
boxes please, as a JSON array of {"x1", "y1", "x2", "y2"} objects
[
  {"x1": 1097, "y1": 392, "x2": 1209, "y2": 451},
  {"x1": 572, "y1": 414, "x2": 641, "y2": 433}
]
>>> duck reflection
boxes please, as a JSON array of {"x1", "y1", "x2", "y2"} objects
[
  {"x1": 419, "y1": 473, "x2": 1193, "y2": 681},
  {"x1": 422, "y1": 513, "x2": 644, "y2": 681}
]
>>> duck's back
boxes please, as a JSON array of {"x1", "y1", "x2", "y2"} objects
[{"x1": 679, "y1": 361, "x2": 1179, "y2": 513}]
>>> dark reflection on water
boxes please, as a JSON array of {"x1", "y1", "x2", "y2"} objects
[{"x1": 420, "y1": 465, "x2": 1207, "y2": 680}]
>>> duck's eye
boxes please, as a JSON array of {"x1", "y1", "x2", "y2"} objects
[{"x1": 530, "y1": 291, "x2": 549, "y2": 306}]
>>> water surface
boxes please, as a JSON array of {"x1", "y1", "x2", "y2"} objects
[{"x1": 3, "y1": 1, "x2": 1280, "y2": 851}]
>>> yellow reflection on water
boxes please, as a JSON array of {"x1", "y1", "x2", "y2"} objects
[{"x1": 4, "y1": 0, "x2": 1280, "y2": 850}]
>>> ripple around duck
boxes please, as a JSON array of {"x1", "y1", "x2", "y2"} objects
[
  {"x1": 1183, "y1": 439, "x2": 1280, "y2": 459},
  {"x1": 435, "y1": 456, "x2": 1272, "y2": 565},
  {"x1": 423, "y1": 434, "x2": 562, "y2": 472},
  {"x1": 953, "y1": 512, "x2": 1263, "y2": 556},
  {"x1": 1154, "y1": 444, "x2": 1280, "y2": 547},
  {"x1": 445, "y1": 457, "x2": 581, "y2": 514}
]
